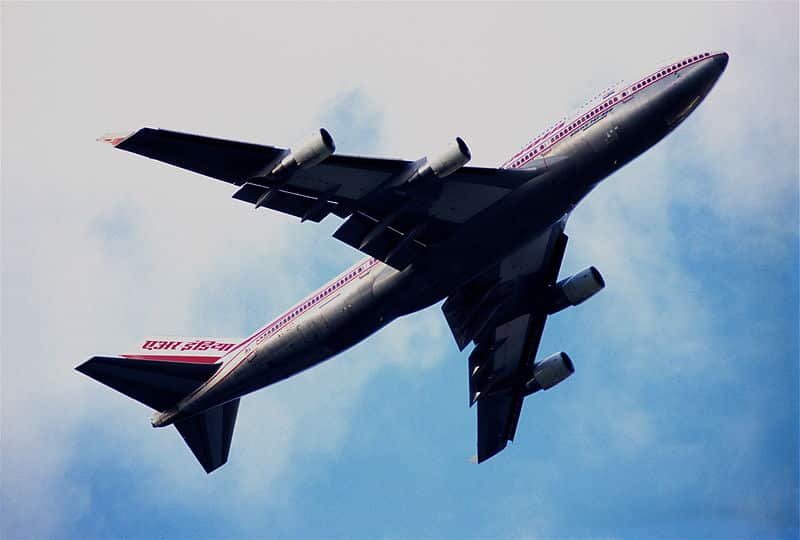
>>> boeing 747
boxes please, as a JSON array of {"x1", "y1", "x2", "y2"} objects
[{"x1": 78, "y1": 51, "x2": 729, "y2": 472}]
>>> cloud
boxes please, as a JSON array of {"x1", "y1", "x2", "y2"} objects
[
  {"x1": 0, "y1": 72, "x2": 447, "y2": 538},
  {"x1": 2, "y1": 2, "x2": 797, "y2": 539}
]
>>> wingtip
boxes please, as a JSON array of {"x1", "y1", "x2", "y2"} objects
[
  {"x1": 75, "y1": 357, "x2": 96, "y2": 374},
  {"x1": 97, "y1": 131, "x2": 136, "y2": 146}
]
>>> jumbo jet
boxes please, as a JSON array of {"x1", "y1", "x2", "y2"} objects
[{"x1": 78, "y1": 51, "x2": 729, "y2": 473}]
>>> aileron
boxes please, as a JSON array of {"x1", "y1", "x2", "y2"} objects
[{"x1": 115, "y1": 128, "x2": 284, "y2": 184}]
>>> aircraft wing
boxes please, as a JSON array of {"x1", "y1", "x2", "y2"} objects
[
  {"x1": 441, "y1": 220, "x2": 568, "y2": 462},
  {"x1": 107, "y1": 128, "x2": 545, "y2": 270}
]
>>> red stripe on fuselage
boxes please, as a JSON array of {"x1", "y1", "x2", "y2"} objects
[{"x1": 120, "y1": 354, "x2": 222, "y2": 364}]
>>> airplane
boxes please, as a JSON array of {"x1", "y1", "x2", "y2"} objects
[{"x1": 78, "y1": 51, "x2": 729, "y2": 473}]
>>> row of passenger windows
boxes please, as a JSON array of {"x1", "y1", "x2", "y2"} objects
[
  {"x1": 510, "y1": 53, "x2": 712, "y2": 168},
  {"x1": 261, "y1": 265, "x2": 368, "y2": 335},
  {"x1": 512, "y1": 94, "x2": 620, "y2": 165},
  {"x1": 630, "y1": 52, "x2": 711, "y2": 91}
]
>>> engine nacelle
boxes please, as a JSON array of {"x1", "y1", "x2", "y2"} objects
[
  {"x1": 415, "y1": 137, "x2": 471, "y2": 180},
  {"x1": 548, "y1": 266, "x2": 605, "y2": 314},
  {"x1": 524, "y1": 352, "x2": 574, "y2": 395},
  {"x1": 272, "y1": 128, "x2": 336, "y2": 175}
]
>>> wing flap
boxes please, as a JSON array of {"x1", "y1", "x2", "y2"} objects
[
  {"x1": 477, "y1": 389, "x2": 523, "y2": 462},
  {"x1": 233, "y1": 183, "x2": 336, "y2": 222},
  {"x1": 471, "y1": 313, "x2": 546, "y2": 463},
  {"x1": 332, "y1": 213, "x2": 424, "y2": 270},
  {"x1": 443, "y1": 225, "x2": 566, "y2": 350}
]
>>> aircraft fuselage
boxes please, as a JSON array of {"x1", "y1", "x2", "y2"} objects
[{"x1": 152, "y1": 51, "x2": 728, "y2": 427}]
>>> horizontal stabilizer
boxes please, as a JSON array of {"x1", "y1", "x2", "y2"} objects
[
  {"x1": 76, "y1": 356, "x2": 220, "y2": 411},
  {"x1": 175, "y1": 399, "x2": 240, "y2": 473}
]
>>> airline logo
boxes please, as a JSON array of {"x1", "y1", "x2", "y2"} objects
[
  {"x1": 122, "y1": 337, "x2": 244, "y2": 364},
  {"x1": 140, "y1": 338, "x2": 238, "y2": 353}
]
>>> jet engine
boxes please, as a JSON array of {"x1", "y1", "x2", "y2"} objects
[
  {"x1": 412, "y1": 137, "x2": 472, "y2": 181},
  {"x1": 524, "y1": 352, "x2": 574, "y2": 395},
  {"x1": 548, "y1": 266, "x2": 605, "y2": 314},
  {"x1": 271, "y1": 128, "x2": 336, "y2": 176}
]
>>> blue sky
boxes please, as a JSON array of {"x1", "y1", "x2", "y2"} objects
[{"x1": 2, "y1": 3, "x2": 797, "y2": 539}]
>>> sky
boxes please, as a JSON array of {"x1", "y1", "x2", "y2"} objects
[{"x1": 2, "y1": 2, "x2": 798, "y2": 539}]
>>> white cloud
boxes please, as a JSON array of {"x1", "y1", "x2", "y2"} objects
[{"x1": 2, "y1": 2, "x2": 796, "y2": 538}]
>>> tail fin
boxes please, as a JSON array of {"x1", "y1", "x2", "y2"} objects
[
  {"x1": 175, "y1": 399, "x2": 240, "y2": 473},
  {"x1": 77, "y1": 356, "x2": 240, "y2": 473}
]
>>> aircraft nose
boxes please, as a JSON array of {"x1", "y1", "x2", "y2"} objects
[
  {"x1": 708, "y1": 51, "x2": 729, "y2": 80},
  {"x1": 662, "y1": 51, "x2": 729, "y2": 127},
  {"x1": 690, "y1": 51, "x2": 729, "y2": 89}
]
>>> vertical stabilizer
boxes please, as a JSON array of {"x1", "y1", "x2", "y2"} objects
[{"x1": 175, "y1": 400, "x2": 240, "y2": 473}]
